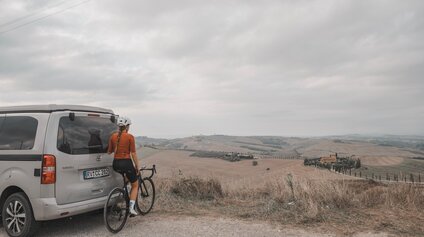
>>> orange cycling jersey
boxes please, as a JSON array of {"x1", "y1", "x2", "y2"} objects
[{"x1": 108, "y1": 131, "x2": 136, "y2": 159}]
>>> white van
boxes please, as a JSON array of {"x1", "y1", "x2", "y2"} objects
[{"x1": 0, "y1": 105, "x2": 121, "y2": 237}]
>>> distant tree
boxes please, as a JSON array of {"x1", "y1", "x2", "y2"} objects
[
  {"x1": 355, "y1": 158, "x2": 361, "y2": 169},
  {"x1": 416, "y1": 143, "x2": 424, "y2": 151}
]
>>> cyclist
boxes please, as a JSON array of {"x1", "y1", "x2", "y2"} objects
[{"x1": 108, "y1": 116, "x2": 140, "y2": 216}]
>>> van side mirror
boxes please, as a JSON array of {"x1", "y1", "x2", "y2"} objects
[{"x1": 110, "y1": 115, "x2": 116, "y2": 123}]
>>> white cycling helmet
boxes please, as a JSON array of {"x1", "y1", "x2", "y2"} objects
[{"x1": 116, "y1": 116, "x2": 131, "y2": 127}]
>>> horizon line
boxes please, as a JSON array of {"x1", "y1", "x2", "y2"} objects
[{"x1": 134, "y1": 133, "x2": 424, "y2": 140}]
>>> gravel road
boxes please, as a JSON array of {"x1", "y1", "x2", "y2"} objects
[{"x1": 0, "y1": 211, "x2": 388, "y2": 237}]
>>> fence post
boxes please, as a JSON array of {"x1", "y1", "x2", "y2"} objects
[
  {"x1": 379, "y1": 175, "x2": 381, "y2": 181},
  {"x1": 410, "y1": 174, "x2": 414, "y2": 183},
  {"x1": 419, "y1": 174, "x2": 421, "y2": 183},
  {"x1": 354, "y1": 172, "x2": 356, "y2": 177},
  {"x1": 360, "y1": 172, "x2": 362, "y2": 178},
  {"x1": 372, "y1": 173, "x2": 374, "y2": 180},
  {"x1": 349, "y1": 169, "x2": 351, "y2": 176}
]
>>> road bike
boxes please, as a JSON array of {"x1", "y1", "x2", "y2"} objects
[{"x1": 104, "y1": 165, "x2": 156, "y2": 233}]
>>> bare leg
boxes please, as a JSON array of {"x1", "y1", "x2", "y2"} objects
[{"x1": 130, "y1": 180, "x2": 139, "y2": 201}]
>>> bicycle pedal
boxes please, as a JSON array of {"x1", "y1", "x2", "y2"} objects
[{"x1": 129, "y1": 213, "x2": 139, "y2": 218}]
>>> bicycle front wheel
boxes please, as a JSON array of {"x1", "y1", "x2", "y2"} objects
[
  {"x1": 136, "y1": 177, "x2": 155, "y2": 215},
  {"x1": 104, "y1": 187, "x2": 129, "y2": 233}
]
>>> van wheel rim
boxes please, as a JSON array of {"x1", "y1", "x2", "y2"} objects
[{"x1": 5, "y1": 200, "x2": 26, "y2": 234}]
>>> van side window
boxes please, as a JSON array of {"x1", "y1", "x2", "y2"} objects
[
  {"x1": 57, "y1": 116, "x2": 117, "y2": 155},
  {"x1": 0, "y1": 116, "x2": 38, "y2": 150}
]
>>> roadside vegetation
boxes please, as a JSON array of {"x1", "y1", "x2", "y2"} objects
[{"x1": 154, "y1": 175, "x2": 424, "y2": 236}]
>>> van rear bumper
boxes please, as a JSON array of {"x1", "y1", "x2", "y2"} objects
[{"x1": 31, "y1": 196, "x2": 107, "y2": 221}]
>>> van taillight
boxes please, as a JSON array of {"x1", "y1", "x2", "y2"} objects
[{"x1": 41, "y1": 155, "x2": 56, "y2": 184}]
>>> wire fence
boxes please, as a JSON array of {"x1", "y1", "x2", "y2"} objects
[{"x1": 330, "y1": 166, "x2": 423, "y2": 184}]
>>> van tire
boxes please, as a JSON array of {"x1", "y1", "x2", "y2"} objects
[{"x1": 1, "y1": 192, "x2": 39, "y2": 237}]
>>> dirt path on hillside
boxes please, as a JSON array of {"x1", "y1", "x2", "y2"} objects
[{"x1": 0, "y1": 212, "x2": 389, "y2": 237}]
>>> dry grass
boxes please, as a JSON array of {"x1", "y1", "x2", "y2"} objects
[
  {"x1": 153, "y1": 175, "x2": 424, "y2": 236},
  {"x1": 169, "y1": 177, "x2": 223, "y2": 200},
  {"x1": 141, "y1": 150, "x2": 423, "y2": 235}
]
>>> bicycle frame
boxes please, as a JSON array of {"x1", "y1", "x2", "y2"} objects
[
  {"x1": 118, "y1": 164, "x2": 156, "y2": 201},
  {"x1": 120, "y1": 174, "x2": 131, "y2": 201}
]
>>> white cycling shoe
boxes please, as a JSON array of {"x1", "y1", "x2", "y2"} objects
[{"x1": 129, "y1": 208, "x2": 139, "y2": 217}]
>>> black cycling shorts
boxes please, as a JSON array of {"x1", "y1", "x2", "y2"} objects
[{"x1": 113, "y1": 159, "x2": 138, "y2": 183}]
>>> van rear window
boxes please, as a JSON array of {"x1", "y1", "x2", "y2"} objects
[
  {"x1": 57, "y1": 116, "x2": 117, "y2": 155},
  {"x1": 0, "y1": 116, "x2": 38, "y2": 150}
]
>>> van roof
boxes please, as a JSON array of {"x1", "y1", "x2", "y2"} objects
[{"x1": 0, "y1": 104, "x2": 114, "y2": 114}]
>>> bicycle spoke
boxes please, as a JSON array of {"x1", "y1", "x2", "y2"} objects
[
  {"x1": 104, "y1": 188, "x2": 128, "y2": 233},
  {"x1": 136, "y1": 178, "x2": 155, "y2": 215}
]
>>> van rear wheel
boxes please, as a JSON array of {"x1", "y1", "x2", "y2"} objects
[{"x1": 1, "y1": 192, "x2": 39, "y2": 237}]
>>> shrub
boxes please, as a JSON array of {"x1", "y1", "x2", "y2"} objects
[{"x1": 170, "y1": 177, "x2": 223, "y2": 200}]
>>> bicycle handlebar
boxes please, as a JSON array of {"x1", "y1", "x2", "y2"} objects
[{"x1": 140, "y1": 164, "x2": 156, "y2": 179}]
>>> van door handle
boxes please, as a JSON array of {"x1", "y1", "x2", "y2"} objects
[{"x1": 91, "y1": 188, "x2": 104, "y2": 194}]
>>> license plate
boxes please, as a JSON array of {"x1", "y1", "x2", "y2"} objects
[{"x1": 83, "y1": 168, "x2": 109, "y2": 180}]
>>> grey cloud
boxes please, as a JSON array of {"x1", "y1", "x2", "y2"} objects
[{"x1": 0, "y1": 0, "x2": 423, "y2": 137}]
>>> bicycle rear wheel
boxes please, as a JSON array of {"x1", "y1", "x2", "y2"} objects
[
  {"x1": 104, "y1": 187, "x2": 129, "y2": 233},
  {"x1": 136, "y1": 177, "x2": 155, "y2": 215}
]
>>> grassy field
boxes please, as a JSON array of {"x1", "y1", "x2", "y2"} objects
[
  {"x1": 154, "y1": 172, "x2": 424, "y2": 236},
  {"x1": 141, "y1": 135, "x2": 422, "y2": 160},
  {"x1": 357, "y1": 158, "x2": 424, "y2": 181},
  {"x1": 138, "y1": 149, "x2": 424, "y2": 236},
  {"x1": 138, "y1": 149, "x2": 349, "y2": 190},
  {"x1": 139, "y1": 146, "x2": 163, "y2": 159}
]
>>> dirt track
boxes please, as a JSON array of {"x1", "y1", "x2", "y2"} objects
[{"x1": 0, "y1": 212, "x2": 389, "y2": 237}]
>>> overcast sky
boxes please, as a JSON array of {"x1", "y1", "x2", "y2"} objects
[{"x1": 0, "y1": 0, "x2": 423, "y2": 138}]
